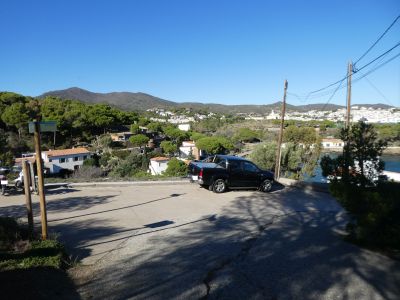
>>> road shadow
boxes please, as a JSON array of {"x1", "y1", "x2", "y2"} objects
[
  {"x1": 0, "y1": 194, "x2": 117, "y2": 219},
  {"x1": 0, "y1": 267, "x2": 81, "y2": 300},
  {"x1": 74, "y1": 188, "x2": 400, "y2": 300}
]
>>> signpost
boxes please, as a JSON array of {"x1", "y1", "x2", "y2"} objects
[{"x1": 29, "y1": 120, "x2": 57, "y2": 240}]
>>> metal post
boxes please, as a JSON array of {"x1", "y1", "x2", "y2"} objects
[
  {"x1": 22, "y1": 160, "x2": 34, "y2": 235},
  {"x1": 274, "y1": 80, "x2": 288, "y2": 180},
  {"x1": 34, "y1": 121, "x2": 48, "y2": 240},
  {"x1": 29, "y1": 162, "x2": 37, "y2": 194}
]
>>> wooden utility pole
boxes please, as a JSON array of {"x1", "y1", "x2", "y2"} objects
[
  {"x1": 34, "y1": 121, "x2": 48, "y2": 240},
  {"x1": 22, "y1": 160, "x2": 34, "y2": 235},
  {"x1": 343, "y1": 62, "x2": 353, "y2": 182},
  {"x1": 274, "y1": 80, "x2": 288, "y2": 180},
  {"x1": 346, "y1": 61, "x2": 352, "y2": 127}
]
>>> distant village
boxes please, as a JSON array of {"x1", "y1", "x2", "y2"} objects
[
  {"x1": 11, "y1": 105, "x2": 398, "y2": 178},
  {"x1": 244, "y1": 106, "x2": 400, "y2": 123}
]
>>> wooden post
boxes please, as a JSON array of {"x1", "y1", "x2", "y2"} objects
[
  {"x1": 22, "y1": 160, "x2": 34, "y2": 235},
  {"x1": 34, "y1": 121, "x2": 48, "y2": 240},
  {"x1": 274, "y1": 80, "x2": 288, "y2": 181},
  {"x1": 343, "y1": 62, "x2": 353, "y2": 182},
  {"x1": 346, "y1": 62, "x2": 352, "y2": 127}
]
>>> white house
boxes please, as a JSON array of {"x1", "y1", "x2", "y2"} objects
[
  {"x1": 110, "y1": 132, "x2": 133, "y2": 142},
  {"x1": 149, "y1": 157, "x2": 170, "y2": 175},
  {"x1": 179, "y1": 141, "x2": 206, "y2": 160},
  {"x1": 42, "y1": 148, "x2": 91, "y2": 174},
  {"x1": 321, "y1": 138, "x2": 344, "y2": 150},
  {"x1": 178, "y1": 123, "x2": 191, "y2": 131}
]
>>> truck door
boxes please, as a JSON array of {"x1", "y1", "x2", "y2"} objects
[
  {"x1": 228, "y1": 160, "x2": 243, "y2": 187},
  {"x1": 242, "y1": 161, "x2": 261, "y2": 187}
]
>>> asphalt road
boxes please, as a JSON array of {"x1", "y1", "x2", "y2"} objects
[{"x1": 0, "y1": 183, "x2": 399, "y2": 299}]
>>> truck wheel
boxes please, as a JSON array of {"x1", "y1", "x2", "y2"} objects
[
  {"x1": 212, "y1": 179, "x2": 226, "y2": 193},
  {"x1": 260, "y1": 179, "x2": 273, "y2": 193},
  {"x1": 15, "y1": 180, "x2": 23, "y2": 191}
]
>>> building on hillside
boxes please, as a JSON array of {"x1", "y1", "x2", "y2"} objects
[
  {"x1": 149, "y1": 157, "x2": 170, "y2": 175},
  {"x1": 178, "y1": 123, "x2": 191, "y2": 131},
  {"x1": 179, "y1": 141, "x2": 206, "y2": 160},
  {"x1": 42, "y1": 148, "x2": 91, "y2": 174},
  {"x1": 321, "y1": 138, "x2": 344, "y2": 150},
  {"x1": 110, "y1": 132, "x2": 133, "y2": 142}
]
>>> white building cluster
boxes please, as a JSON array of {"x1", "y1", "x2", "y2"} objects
[{"x1": 247, "y1": 107, "x2": 400, "y2": 123}]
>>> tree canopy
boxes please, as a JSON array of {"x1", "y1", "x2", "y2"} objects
[{"x1": 195, "y1": 136, "x2": 233, "y2": 155}]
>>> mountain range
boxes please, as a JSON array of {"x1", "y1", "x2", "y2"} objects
[{"x1": 39, "y1": 87, "x2": 395, "y2": 114}]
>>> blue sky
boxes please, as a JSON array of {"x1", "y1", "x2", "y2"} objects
[{"x1": 1, "y1": 0, "x2": 399, "y2": 106}]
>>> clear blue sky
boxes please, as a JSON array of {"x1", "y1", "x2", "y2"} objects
[{"x1": 1, "y1": 0, "x2": 399, "y2": 106}]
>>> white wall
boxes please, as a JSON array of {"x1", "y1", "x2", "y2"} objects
[{"x1": 149, "y1": 160, "x2": 169, "y2": 175}]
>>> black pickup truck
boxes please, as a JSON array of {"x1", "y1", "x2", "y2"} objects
[{"x1": 188, "y1": 155, "x2": 274, "y2": 193}]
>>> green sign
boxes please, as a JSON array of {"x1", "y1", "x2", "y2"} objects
[{"x1": 28, "y1": 121, "x2": 57, "y2": 133}]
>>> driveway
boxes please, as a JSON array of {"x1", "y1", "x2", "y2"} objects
[{"x1": 0, "y1": 183, "x2": 399, "y2": 299}]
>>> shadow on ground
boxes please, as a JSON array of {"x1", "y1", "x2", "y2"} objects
[
  {"x1": 74, "y1": 188, "x2": 400, "y2": 300},
  {"x1": 0, "y1": 193, "x2": 116, "y2": 219},
  {"x1": 0, "y1": 267, "x2": 81, "y2": 300}
]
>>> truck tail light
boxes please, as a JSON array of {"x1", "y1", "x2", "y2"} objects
[{"x1": 199, "y1": 169, "x2": 203, "y2": 178}]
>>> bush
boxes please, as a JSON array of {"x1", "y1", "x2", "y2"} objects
[
  {"x1": 83, "y1": 156, "x2": 99, "y2": 167},
  {"x1": 0, "y1": 217, "x2": 21, "y2": 251},
  {"x1": 71, "y1": 166, "x2": 104, "y2": 180},
  {"x1": 163, "y1": 158, "x2": 187, "y2": 177},
  {"x1": 109, "y1": 152, "x2": 148, "y2": 178},
  {"x1": 330, "y1": 180, "x2": 400, "y2": 249},
  {"x1": 249, "y1": 142, "x2": 276, "y2": 171}
]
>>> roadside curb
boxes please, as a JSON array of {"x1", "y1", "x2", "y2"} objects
[
  {"x1": 278, "y1": 177, "x2": 329, "y2": 194},
  {"x1": 45, "y1": 179, "x2": 191, "y2": 189}
]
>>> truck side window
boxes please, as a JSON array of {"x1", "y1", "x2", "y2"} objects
[
  {"x1": 229, "y1": 160, "x2": 241, "y2": 171},
  {"x1": 217, "y1": 159, "x2": 227, "y2": 169},
  {"x1": 243, "y1": 161, "x2": 258, "y2": 173}
]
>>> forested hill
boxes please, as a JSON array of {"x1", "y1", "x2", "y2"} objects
[{"x1": 39, "y1": 87, "x2": 394, "y2": 113}]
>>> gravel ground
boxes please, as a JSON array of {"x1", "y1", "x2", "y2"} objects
[{"x1": 1, "y1": 183, "x2": 399, "y2": 299}]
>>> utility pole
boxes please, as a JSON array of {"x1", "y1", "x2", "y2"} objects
[
  {"x1": 34, "y1": 121, "x2": 48, "y2": 240},
  {"x1": 346, "y1": 61, "x2": 352, "y2": 127},
  {"x1": 274, "y1": 80, "x2": 288, "y2": 181},
  {"x1": 343, "y1": 62, "x2": 353, "y2": 182},
  {"x1": 22, "y1": 160, "x2": 34, "y2": 235}
]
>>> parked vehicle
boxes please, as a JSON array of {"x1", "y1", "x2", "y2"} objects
[{"x1": 189, "y1": 155, "x2": 274, "y2": 193}]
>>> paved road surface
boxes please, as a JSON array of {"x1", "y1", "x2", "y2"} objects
[{"x1": 0, "y1": 183, "x2": 399, "y2": 299}]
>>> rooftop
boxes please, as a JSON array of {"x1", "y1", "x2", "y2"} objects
[
  {"x1": 44, "y1": 148, "x2": 91, "y2": 157},
  {"x1": 150, "y1": 156, "x2": 170, "y2": 161}
]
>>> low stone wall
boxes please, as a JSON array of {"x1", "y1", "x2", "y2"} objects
[{"x1": 278, "y1": 177, "x2": 329, "y2": 193}]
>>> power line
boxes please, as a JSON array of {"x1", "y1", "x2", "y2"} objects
[
  {"x1": 321, "y1": 76, "x2": 347, "y2": 111},
  {"x1": 288, "y1": 50, "x2": 400, "y2": 107},
  {"x1": 363, "y1": 76, "x2": 395, "y2": 107},
  {"x1": 353, "y1": 41, "x2": 400, "y2": 74},
  {"x1": 354, "y1": 15, "x2": 400, "y2": 66},
  {"x1": 290, "y1": 41, "x2": 400, "y2": 100},
  {"x1": 352, "y1": 50, "x2": 400, "y2": 83}
]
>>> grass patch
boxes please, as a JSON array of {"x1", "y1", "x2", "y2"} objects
[
  {"x1": 0, "y1": 217, "x2": 68, "y2": 271},
  {"x1": 0, "y1": 239, "x2": 66, "y2": 271}
]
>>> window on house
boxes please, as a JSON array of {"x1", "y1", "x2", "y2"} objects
[
  {"x1": 83, "y1": 156, "x2": 87, "y2": 160},
  {"x1": 60, "y1": 158, "x2": 66, "y2": 163},
  {"x1": 49, "y1": 159, "x2": 52, "y2": 163},
  {"x1": 74, "y1": 156, "x2": 79, "y2": 162}
]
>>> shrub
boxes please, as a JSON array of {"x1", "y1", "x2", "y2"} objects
[
  {"x1": 71, "y1": 166, "x2": 104, "y2": 180},
  {"x1": 163, "y1": 158, "x2": 187, "y2": 177},
  {"x1": 109, "y1": 152, "x2": 148, "y2": 178},
  {"x1": 330, "y1": 180, "x2": 400, "y2": 249},
  {"x1": 0, "y1": 217, "x2": 21, "y2": 251},
  {"x1": 249, "y1": 142, "x2": 276, "y2": 171}
]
